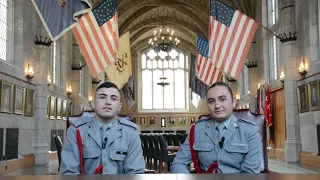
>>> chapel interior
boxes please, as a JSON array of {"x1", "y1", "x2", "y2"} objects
[{"x1": 0, "y1": 0, "x2": 320, "y2": 175}]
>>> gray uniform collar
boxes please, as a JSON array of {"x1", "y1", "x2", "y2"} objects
[
  {"x1": 87, "y1": 117, "x2": 123, "y2": 148},
  {"x1": 203, "y1": 114, "x2": 238, "y2": 147}
]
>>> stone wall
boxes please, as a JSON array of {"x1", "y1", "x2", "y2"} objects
[{"x1": 0, "y1": 0, "x2": 94, "y2": 165}]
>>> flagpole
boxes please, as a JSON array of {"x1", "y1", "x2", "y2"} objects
[{"x1": 259, "y1": 24, "x2": 280, "y2": 38}]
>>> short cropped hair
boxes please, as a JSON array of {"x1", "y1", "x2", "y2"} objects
[
  {"x1": 208, "y1": 82, "x2": 233, "y2": 99},
  {"x1": 96, "y1": 82, "x2": 119, "y2": 92}
]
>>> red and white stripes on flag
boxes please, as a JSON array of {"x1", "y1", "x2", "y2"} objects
[
  {"x1": 113, "y1": 12, "x2": 119, "y2": 51},
  {"x1": 209, "y1": 0, "x2": 258, "y2": 79},
  {"x1": 196, "y1": 53, "x2": 223, "y2": 86},
  {"x1": 72, "y1": 0, "x2": 118, "y2": 77},
  {"x1": 196, "y1": 36, "x2": 223, "y2": 86}
]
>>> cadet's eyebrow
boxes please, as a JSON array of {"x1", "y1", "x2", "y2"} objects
[
  {"x1": 218, "y1": 95, "x2": 227, "y2": 98},
  {"x1": 110, "y1": 95, "x2": 119, "y2": 98},
  {"x1": 99, "y1": 93, "x2": 119, "y2": 98},
  {"x1": 207, "y1": 95, "x2": 227, "y2": 100}
]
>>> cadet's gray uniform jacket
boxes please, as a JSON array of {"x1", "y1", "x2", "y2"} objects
[
  {"x1": 60, "y1": 116, "x2": 145, "y2": 174},
  {"x1": 171, "y1": 114, "x2": 262, "y2": 173}
]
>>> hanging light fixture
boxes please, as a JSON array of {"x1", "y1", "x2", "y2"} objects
[
  {"x1": 157, "y1": 74, "x2": 170, "y2": 87},
  {"x1": 149, "y1": 22, "x2": 180, "y2": 52},
  {"x1": 26, "y1": 63, "x2": 34, "y2": 83}
]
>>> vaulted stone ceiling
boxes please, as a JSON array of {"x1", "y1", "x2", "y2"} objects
[{"x1": 93, "y1": 0, "x2": 257, "y2": 54}]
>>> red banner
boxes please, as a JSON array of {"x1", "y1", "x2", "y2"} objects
[{"x1": 264, "y1": 85, "x2": 272, "y2": 127}]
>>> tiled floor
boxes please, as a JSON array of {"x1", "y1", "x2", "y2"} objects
[{"x1": 2, "y1": 158, "x2": 320, "y2": 175}]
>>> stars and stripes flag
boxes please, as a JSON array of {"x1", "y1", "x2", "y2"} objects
[
  {"x1": 196, "y1": 36, "x2": 223, "y2": 86},
  {"x1": 73, "y1": 0, "x2": 119, "y2": 77},
  {"x1": 31, "y1": 0, "x2": 92, "y2": 41},
  {"x1": 208, "y1": 0, "x2": 258, "y2": 79}
]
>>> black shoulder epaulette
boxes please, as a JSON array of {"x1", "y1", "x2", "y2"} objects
[
  {"x1": 238, "y1": 118, "x2": 257, "y2": 125},
  {"x1": 195, "y1": 117, "x2": 211, "y2": 124},
  {"x1": 71, "y1": 116, "x2": 93, "y2": 127},
  {"x1": 118, "y1": 118, "x2": 138, "y2": 129}
]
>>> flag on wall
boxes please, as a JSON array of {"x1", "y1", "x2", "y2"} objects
[
  {"x1": 260, "y1": 85, "x2": 265, "y2": 113},
  {"x1": 264, "y1": 84, "x2": 272, "y2": 127},
  {"x1": 208, "y1": 0, "x2": 258, "y2": 79},
  {"x1": 31, "y1": 0, "x2": 92, "y2": 41},
  {"x1": 256, "y1": 87, "x2": 260, "y2": 113},
  {"x1": 189, "y1": 54, "x2": 197, "y2": 89},
  {"x1": 189, "y1": 54, "x2": 209, "y2": 99},
  {"x1": 196, "y1": 36, "x2": 223, "y2": 86},
  {"x1": 105, "y1": 31, "x2": 132, "y2": 89},
  {"x1": 123, "y1": 75, "x2": 135, "y2": 109},
  {"x1": 73, "y1": 0, "x2": 119, "y2": 77}
]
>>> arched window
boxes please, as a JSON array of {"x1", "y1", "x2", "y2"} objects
[
  {"x1": 0, "y1": 0, "x2": 8, "y2": 61},
  {"x1": 269, "y1": 0, "x2": 278, "y2": 27},
  {"x1": 271, "y1": 36, "x2": 278, "y2": 80},
  {"x1": 268, "y1": 0, "x2": 279, "y2": 81},
  {"x1": 52, "y1": 41, "x2": 57, "y2": 83},
  {"x1": 140, "y1": 49, "x2": 188, "y2": 110}
]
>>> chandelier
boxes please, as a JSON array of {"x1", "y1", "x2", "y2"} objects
[
  {"x1": 157, "y1": 76, "x2": 170, "y2": 87},
  {"x1": 149, "y1": 26, "x2": 180, "y2": 52}
]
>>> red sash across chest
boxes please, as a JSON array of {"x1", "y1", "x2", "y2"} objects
[
  {"x1": 76, "y1": 128, "x2": 103, "y2": 174},
  {"x1": 189, "y1": 125, "x2": 219, "y2": 174}
]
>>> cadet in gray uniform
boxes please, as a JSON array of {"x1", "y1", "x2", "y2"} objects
[
  {"x1": 60, "y1": 82, "x2": 145, "y2": 174},
  {"x1": 171, "y1": 82, "x2": 262, "y2": 173}
]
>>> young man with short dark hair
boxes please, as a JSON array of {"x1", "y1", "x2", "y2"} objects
[{"x1": 61, "y1": 82, "x2": 145, "y2": 174}]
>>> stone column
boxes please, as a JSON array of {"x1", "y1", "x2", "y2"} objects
[
  {"x1": 229, "y1": 80, "x2": 239, "y2": 108},
  {"x1": 229, "y1": 81, "x2": 237, "y2": 96},
  {"x1": 92, "y1": 83, "x2": 99, "y2": 93},
  {"x1": 281, "y1": 0, "x2": 302, "y2": 162},
  {"x1": 237, "y1": 71, "x2": 244, "y2": 97},
  {"x1": 71, "y1": 69, "x2": 81, "y2": 114},
  {"x1": 60, "y1": 32, "x2": 72, "y2": 89},
  {"x1": 32, "y1": 29, "x2": 50, "y2": 165},
  {"x1": 70, "y1": 44, "x2": 82, "y2": 115},
  {"x1": 248, "y1": 66, "x2": 258, "y2": 113},
  {"x1": 247, "y1": 42, "x2": 259, "y2": 113},
  {"x1": 261, "y1": 0, "x2": 270, "y2": 83}
]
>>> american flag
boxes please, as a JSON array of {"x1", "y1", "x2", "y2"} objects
[
  {"x1": 196, "y1": 36, "x2": 223, "y2": 86},
  {"x1": 73, "y1": 0, "x2": 119, "y2": 77},
  {"x1": 208, "y1": 0, "x2": 258, "y2": 79}
]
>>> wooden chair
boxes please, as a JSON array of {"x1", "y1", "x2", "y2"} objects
[
  {"x1": 233, "y1": 109, "x2": 268, "y2": 173},
  {"x1": 53, "y1": 135, "x2": 63, "y2": 171}
]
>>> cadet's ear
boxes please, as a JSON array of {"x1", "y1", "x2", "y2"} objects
[{"x1": 119, "y1": 103, "x2": 122, "y2": 111}]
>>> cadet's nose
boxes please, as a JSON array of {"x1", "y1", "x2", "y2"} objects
[
  {"x1": 214, "y1": 101, "x2": 222, "y2": 109},
  {"x1": 105, "y1": 98, "x2": 111, "y2": 105}
]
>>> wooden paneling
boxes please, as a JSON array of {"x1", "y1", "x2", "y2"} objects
[
  {"x1": 300, "y1": 151, "x2": 320, "y2": 167},
  {"x1": 0, "y1": 154, "x2": 34, "y2": 175},
  {"x1": 274, "y1": 148, "x2": 285, "y2": 161},
  {"x1": 272, "y1": 88, "x2": 286, "y2": 149},
  {"x1": 268, "y1": 148, "x2": 285, "y2": 161},
  {"x1": 268, "y1": 88, "x2": 286, "y2": 161}
]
